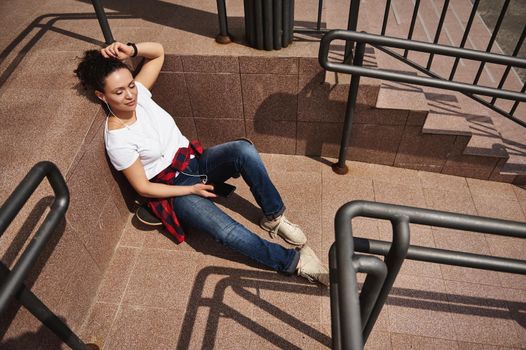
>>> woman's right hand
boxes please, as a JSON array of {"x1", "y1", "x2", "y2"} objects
[
  {"x1": 191, "y1": 183, "x2": 217, "y2": 198},
  {"x1": 101, "y1": 42, "x2": 134, "y2": 60}
]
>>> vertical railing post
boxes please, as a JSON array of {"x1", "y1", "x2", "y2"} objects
[
  {"x1": 334, "y1": 206, "x2": 364, "y2": 350},
  {"x1": 449, "y1": 0, "x2": 480, "y2": 80},
  {"x1": 510, "y1": 82, "x2": 526, "y2": 115},
  {"x1": 380, "y1": 0, "x2": 392, "y2": 36},
  {"x1": 426, "y1": 0, "x2": 450, "y2": 70},
  {"x1": 491, "y1": 25, "x2": 526, "y2": 105},
  {"x1": 216, "y1": 0, "x2": 232, "y2": 43},
  {"x1": 344, "y1": 0, "x2": 361, "y2": 64},
  {"x1": 329, "y1": 244, "x2": 342, "y2": 350},
  {"x1": 473, "y1": 0, "x2": 511, "y2": 84},
  {"x1": 332, "y1": 41, "x2": 365, "y2": 174},
  {"x1": 90, "y1": 0, "x2": 114, "y2": 45},
  {"x1": 404, "y1": 0, "x2": 421, "y2": 58},
  {"x1": 362, "y1": 217, "x2": 410, "y2": 341},
  {"x1": 353, "y1": 255, "x2": 387, "y2": 333},
  {"x1": 316, "y1": 0, "x2": 324, "y2": 31}
]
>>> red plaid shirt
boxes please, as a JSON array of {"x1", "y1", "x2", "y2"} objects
[{"x1": 147, "y1": 140, "x2": 204, "y2": 243}]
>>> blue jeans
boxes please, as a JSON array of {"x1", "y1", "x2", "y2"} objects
[{"x1": 170, "y1": 140, "x2": 300, "y2": 274}]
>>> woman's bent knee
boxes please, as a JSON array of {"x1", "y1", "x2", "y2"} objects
[
  {"x1": 231, "y1": 140, "x2": 258, "y2": 163},
  {"x1": 233, "y1": 139, "x2": 256, "y2": 152}
]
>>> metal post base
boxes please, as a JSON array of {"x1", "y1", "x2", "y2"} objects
[
  {"x1": 332, "y1": 162, "x2": 349, "y2": 175},
  {"x1": 215, "y1": 34, "x2": 233, "y2": 44}
]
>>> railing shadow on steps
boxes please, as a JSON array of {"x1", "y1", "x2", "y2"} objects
[
  {"x1": 0, "y1": 162, "x2": 99, "y2": 350},
  {"x1": 315, "y1": 0, "x2": 526, "y2": 118},
  {"x1": 319, "y1": 30, "x2": 526, "y2": 174},
  {"x1": 0, "y1": 11, "x2": 135, "y2": 91},
  {"x1": 331, "y1": 200, "x2": 526, "y2": 350}
]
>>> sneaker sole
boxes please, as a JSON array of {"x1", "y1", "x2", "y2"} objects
[{"x1": 135, "y1": 207, "x2": 163, "y2": 226}]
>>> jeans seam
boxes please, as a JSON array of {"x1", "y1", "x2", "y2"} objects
[
  {"x1": 264, "y1": 205, "x2": 286, "y2": 220},
  {"x1": 283, "y1": 249, "x2": 300, "y2": 275}
]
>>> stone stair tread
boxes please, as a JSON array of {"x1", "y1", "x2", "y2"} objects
[
  {"x1": 420, "y1": 86, "x2": 473, "y2": 137},
  {"x1": 500, "y1": 158, "x2": 526, "y2": 175},
  {"x1": 500, "y1": 157, "x2": 526, "y2": 175},
  {"x1": 490, "y1": 116, "x2": 526, "y2": 174},
  {"x1": 321, "y1": 0, "x2": 525, "y2": 176},
  {"x1": 376, "y1": 81, "x2": 429, "y2": 112},
  {"x1": 371, "y1": 49, "x2": 430, "y2": 112},
  {"x1": 422, "y1": 111, "x2": 471, "y2": 136},
  {"x1": 322, "y1": 0, "x2": 526, "y2": 177},
  {"x1": 324, "y1": 70, "x2": 380, "y2": 88},
  {"x1": 463, "y1": 124, "x2": 508, "y2": 159}
]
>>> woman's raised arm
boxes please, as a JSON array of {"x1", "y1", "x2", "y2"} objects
[
  {"x1": 131, "y1": 42, "x2": 164, "y2": 90},
  {"x1": 101, "y1": 41, "x2": 164, "y2": 90}
]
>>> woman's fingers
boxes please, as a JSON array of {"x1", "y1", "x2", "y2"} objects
[
  {"x1": 101, "y1": 47, "x2": 115, "y2": 59},
  {"x1": 193, "y1": 183, "x2": 217, "y2": 198},
  {"x1": 202, "y1": 184, "x2": 215, "y2": 192},
  {"x1": 118, "y1": 42, "x2": 130, "y2": 53},
  {"x1": 114, "y1": 42, "x2": 128, "y2": 58},
  {"x1": 101, "y1": 42, "x2": 130, "y2": 60},
  {"x1": 199, "y1": 188, "x2": 217, "y2": 198},
  {"x1": 108, "y1": 44, "x2": 118, "y2": 57},
  {"x1": 203, "y1": 191, "x2": 218, "y2": 198}
]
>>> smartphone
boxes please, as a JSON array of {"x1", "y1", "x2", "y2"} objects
[{"x1": 212, "y1": 182, "x2": 236, "y2": 198}]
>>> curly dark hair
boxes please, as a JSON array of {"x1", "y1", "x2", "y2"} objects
[{"x1": 74, "y1": 49, "x2": 130, "y2": 93}]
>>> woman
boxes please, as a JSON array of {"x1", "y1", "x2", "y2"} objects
[{"x1": 75, "y1": 41, "x2": 328, "y2": 286}]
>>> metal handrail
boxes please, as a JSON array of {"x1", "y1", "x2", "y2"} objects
[
  {"x1": 0, "y1": 161, "x2": 98, "y2": 350},
  {"x1": 91, "y1": 0, "x2": 114, "y2": 44},
  {"x1": 319, "y1": 31, "x2": 526, "y2": 103},
  {"x1": 331, "y1": 200, "x2": 526, "y2": 350},
  {"x1": 318, "y1": 30, "x2": 526, "y2": 174},
  {"x1": 313, "y1": 0, "x2": 525, "y2": 119}
]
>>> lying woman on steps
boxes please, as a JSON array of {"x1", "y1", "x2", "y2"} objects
[{"x1": 75, "y1": 41, "x2": 329, "y2": 286}]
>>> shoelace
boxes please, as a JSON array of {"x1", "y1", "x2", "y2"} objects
[
  {"x1": 299, "y1": 270, "x2": 316, "y2": 283},
  {"x1": 296, "y1": 252, "x2": 327, "y2": 285},
  {"x1": 267, "y1": 216, "x2": 298, "y2": 238}
]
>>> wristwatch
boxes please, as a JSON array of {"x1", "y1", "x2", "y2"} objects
[{"x1": 126, "y1": 42, "x2": 138, "y2": 57}]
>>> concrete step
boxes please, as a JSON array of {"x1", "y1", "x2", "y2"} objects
[
  {"x1": 422, "y1": 112, "x2": 471, "y2": 136},
  {"x1": 198, "y1": 0, "x2": 525, "y2": 181},
  {"x1": 345, "y1": 0, "x2": 526, "y2": 180},
  {"x1": 418, "y1": 85, "x2": 511, "y2": 178},
  {"x1": 368, "y1": 49, "x2": 431, "y2": 115},
  {"x1": 488, "y1": 112, "x2": 526, "y2": 176}
]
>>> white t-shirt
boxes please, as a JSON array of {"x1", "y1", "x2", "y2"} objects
[{"x1": 104, "y1": 81, "x2": 189, "y2": 179}]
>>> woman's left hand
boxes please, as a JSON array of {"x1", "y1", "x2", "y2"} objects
[
  {"x1": 191, "y1": 183, "x2": 217, "y2": 198},
  {"x1": 101, "y1": 42, "x2": 134, "y2": 60}
]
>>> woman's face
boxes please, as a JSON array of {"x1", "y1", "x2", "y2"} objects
[{"x1": 100, "y1": 68, "x2": 137, "y2": 113}]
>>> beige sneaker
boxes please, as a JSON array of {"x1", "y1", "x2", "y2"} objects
[
  {"x1": 260, "y1": 215, "x2": 307, "y2": 246},
  {"x1": 296, "y1": 246, "x2": 329, "y2": 286}
]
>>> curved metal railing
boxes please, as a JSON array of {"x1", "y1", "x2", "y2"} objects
[
  {"x1": 0, "y1": 161, "x2": 98, "y2": 350},
  {"x1": 318, "y1": 30, "x2": 526, "y2": 174},
  {"x1": 331, "y1": 200, "x2": 526, "y2": 350}
]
